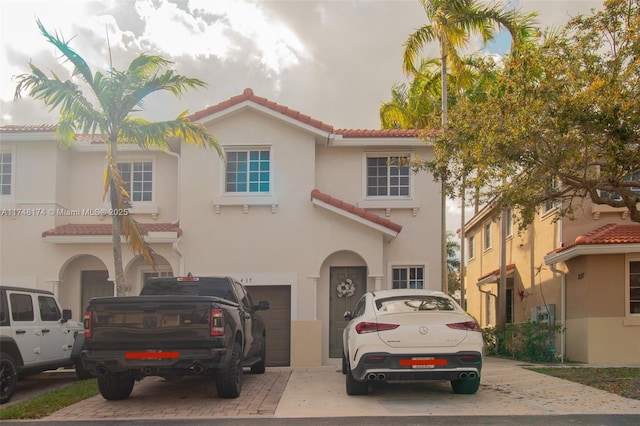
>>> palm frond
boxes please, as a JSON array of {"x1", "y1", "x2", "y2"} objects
[
  {"x1": 36, "y1": 19, "x2": 94, "y2": 86},
  {"x1": 119, "y1": 114, "x2": 223, "y2": 159}
]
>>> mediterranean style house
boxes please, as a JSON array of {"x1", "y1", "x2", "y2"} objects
[
  {"x1": 0, "y1": 88, "x2": 442, "y2": 367},
  {"x1": 463, "y1": 194, "x2": 640, "y2": 364}
]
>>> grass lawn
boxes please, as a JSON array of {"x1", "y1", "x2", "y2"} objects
[{"x1": 528, "y1": 367, "x2": 640, "y2": 401}]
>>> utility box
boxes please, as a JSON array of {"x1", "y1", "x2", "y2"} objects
[{"x1": 530, "y1": 304, "x2": 556, "y2": 324}]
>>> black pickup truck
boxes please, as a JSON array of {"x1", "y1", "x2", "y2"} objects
[{"x1": 81, "y1": 276, "x2": 269, "y2": 400}]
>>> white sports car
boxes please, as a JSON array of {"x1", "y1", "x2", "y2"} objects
[{"x1": 342, "y1": 289, "x2": 483, "y2": 395}]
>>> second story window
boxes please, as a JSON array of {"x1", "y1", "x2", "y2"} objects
[
  {"x1": 468, "y1": 234, "x2": 476, "y2": 261},
  {"x1": 118, "y1": 161, "x2": 153, "y2": 202},
  {"x1": 392, "y1": 266, "x2": 424, "y2": 289},
  {"x1": 484, "y1": 222, "x2": 492, "y2": 250},
  {"x1": 0, "y1": 152, "x2": 12, "y2": 196},
  {"x1": 226, "y1": 149, "x2": 270, "y2": 194},
  {"x1": 366, "y1": 155, "x2": 410, "y2": 197}
]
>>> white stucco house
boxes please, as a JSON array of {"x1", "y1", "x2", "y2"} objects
[{"x1": 0, "y1": 88, "x2": 442, "y2": 366}]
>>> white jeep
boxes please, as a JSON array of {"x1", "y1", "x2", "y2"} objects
[{"x1": 0, "y1": 286, "x2": 90, "y2": 404}]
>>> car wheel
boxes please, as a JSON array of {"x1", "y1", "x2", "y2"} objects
[
  {"x1": 0, "y1": 352, "x2": 18, "y2": 404},
  {"x1": 451, "y1": 377, "x2": 480, "y2": 394},
  {"x1": 251, "y1": 336, "x2": 266, "y2": 374},
  {"x1": 341, "y1": 353, "x2": 347, "y2": 375},
  {"x1": 346, "y1": 368, "x2": 368, "y2": 395},
  {"x1": 97, "y1": 371, "x2": 135, "y2": 400},
  {"x1": 216, "y1": 341, "x2": 243, "y2": 398}
]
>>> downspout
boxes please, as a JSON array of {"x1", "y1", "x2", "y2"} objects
[
  {"x1": 548, "y1": 217, "x2": 565, "y2": 364},
  {"x1": 166, "y1": 150, "x2": 184, "y2": 276}
]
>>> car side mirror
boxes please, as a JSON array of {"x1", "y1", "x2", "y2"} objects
[
  {"x1": 256, "y1": 300, "x2": 270, "y2": 311},
  {"x1": 62, "y1": 309, "x2": 72, "y2": 323},
  {"x1": 343, "y1": 311, "x2": 353, "y2": 321}
]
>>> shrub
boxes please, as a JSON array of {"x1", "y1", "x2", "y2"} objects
[{"x1": 483, "y1": 321, "x2": 564, "y2": 362}]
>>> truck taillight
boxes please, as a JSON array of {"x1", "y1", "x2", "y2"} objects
[
  {"x1": 84, "y1": 310, "x2": 92, "y2": 338},
  {"x1": 210, "y1": 308, "x2": 224, "y2": 336}
]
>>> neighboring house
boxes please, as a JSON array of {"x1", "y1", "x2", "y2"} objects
[
  {"x1": 0, "y1": 88, "x2": 442, "y2": 367},
  {"x1": 463, "y1": 194, "x2": 640, "y2": 364}
]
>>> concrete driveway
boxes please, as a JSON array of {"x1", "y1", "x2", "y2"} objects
[{"x1": 16, "y1": 357, "x2": 640, "y2": 420}]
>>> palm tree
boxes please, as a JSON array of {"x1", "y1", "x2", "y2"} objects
[
  {"x1": 14, "y1": 20, "x2": 222, "y2": 294},
  {"x1": 401, "y1": 0, "x2": 536, "y2": 301}
]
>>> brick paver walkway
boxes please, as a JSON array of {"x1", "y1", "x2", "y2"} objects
[{"x1": 47, "y1": 369, "x2": 292, "y2": 420}]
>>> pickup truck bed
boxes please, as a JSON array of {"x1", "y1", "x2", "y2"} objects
[{"x1": 82, "y1": 276, "x2": 269, "y2": 400}]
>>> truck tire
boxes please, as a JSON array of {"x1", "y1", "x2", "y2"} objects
[
  {"x1": 0, "y1": 352, "x2": 18, "y2": 404},
  {"x1": 97, "y1": 371, "x2": 135, "y2": 400},
  {"x1": 250, "y1": 337, "x2": 266, "y2": 374},
  {"x1": 216, "y1": 342, "x2": 242, "y2": 398},
  {"x1": 75, "y1": 361, "x2": 95, "y2": 380}
]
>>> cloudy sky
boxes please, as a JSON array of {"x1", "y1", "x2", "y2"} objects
[{"x1": 0, "y1": 0, "x2": 604, "y2": 228}]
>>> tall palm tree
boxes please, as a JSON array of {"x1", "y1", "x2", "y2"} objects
[
  {"x1": 14, "y1": 20, "x2": 222, "y2": 294},
  {"x1": 401, "y1": 0, "x2": 536, "y2": 301}
]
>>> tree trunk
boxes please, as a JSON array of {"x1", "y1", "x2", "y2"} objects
[{"x1": 109, "y1": 136, "x2": 126, "y2": 296}]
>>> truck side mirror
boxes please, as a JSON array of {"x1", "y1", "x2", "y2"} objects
[
  {"x1": 62, "y1": 309, "x2": 72, "y2": 322},
  {"x1": 256, "y1": 300, "x2": 270, "y2": 311}
]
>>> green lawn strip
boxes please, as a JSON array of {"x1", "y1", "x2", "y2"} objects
[
  {"x1": 0, "y1": 379, "x2": 99, "y2": 420},
  {"x1": 527, "y1": 367, "x2": 640, "y2": 401}
]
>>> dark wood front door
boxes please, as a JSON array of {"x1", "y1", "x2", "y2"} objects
[
  {"x1": 329, "y1": 266, "x2": 366, "y2": 358},
  {"x1": 81, "y1": 270, "x2": 113, "y2": 311}
]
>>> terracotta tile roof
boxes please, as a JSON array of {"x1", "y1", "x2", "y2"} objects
[
  {"x1": 335, "y1": 128, "x2": 433, "y2": 138},
  {"x1": 310, "y1": 189, "x2": 402, "y2": 234},
  {"x1": 555, "y1": 223, "x2": 640, "y2": 253},
  {"x1": 187, "y1": 88, "x2": 335, "y2": 133},
  {"x1": 0, "y1": 124, "x2": 57, "y2": 132},
  {"x1": 42, "y1": 222, "x2": 182, "y2": 237},
  {"x1": 3, "y1": 89, "x2": 432, "y2": 141},
  {"x1": 477, "y1": 263, "x2": 516, "y2": 282}
]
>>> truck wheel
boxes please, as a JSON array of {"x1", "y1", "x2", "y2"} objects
[
  {"x1": 451, "y1": 377, "x2": 480, "y2": 394},
  {"x1": 216, "y1": 342, "x2": 242, "y2": 398},
  {"x1": 250, "y1": 338, "x2": 266, "y2": 374},
  {"x1": 0, "y1": 352, "x2": 18, "y2": 404},
  {"x1": 97, "y1": 371, "x2": 134, "y2": 400},
  {"x1": 75, "y1": 361, "x2": 95, "y2": 380}
]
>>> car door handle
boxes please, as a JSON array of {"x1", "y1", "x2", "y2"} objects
[
  {"x1": 41, "y1": 329, "x2": 50, "y2": 334},
  {"x1": 15, "y1": 330, "x2": 26, "y2": 335}
]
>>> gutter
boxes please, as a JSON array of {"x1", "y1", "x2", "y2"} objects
[{"x1": 165, "y1": 149, "x2": 183, "y2": 276}]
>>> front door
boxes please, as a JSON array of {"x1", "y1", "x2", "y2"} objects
[
  {"x1": 329, "y1": 266, "x2": 366, "y2": 358},
  {"x1": 81, "y1": 271, "x2": 113, "y2": 311}
]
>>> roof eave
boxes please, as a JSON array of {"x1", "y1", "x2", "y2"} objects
[
  {"x1": 544, "y1": 243, "x2": 640, "y2": 265},
  {"x1": 311, "y1": 198, "x2": 399, "y2": 238}
]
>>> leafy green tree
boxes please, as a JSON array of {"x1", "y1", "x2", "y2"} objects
[
  {"x1": 14, "y1": 20, "x2": 222, "y2": 293},
  {"x1": 446, "y1": 231, "x2": 461, "y2": 297},
  {"x1": 430, "y1": 0, "x2": 640, "y2": 225},
  {"x1": 394, "y1": 0, "x2": 535, "y2": 296}
]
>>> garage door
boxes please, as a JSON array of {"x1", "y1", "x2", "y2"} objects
[{"x1": 246, "y1": 285, "x2": 291, "y2": 367}]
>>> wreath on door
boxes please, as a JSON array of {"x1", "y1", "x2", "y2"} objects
[{"x1": 337, "y1": 278, "x2": 356, "y2": 298}]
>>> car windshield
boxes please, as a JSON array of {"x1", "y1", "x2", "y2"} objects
[{"x1": 375, "y1": 295, "x2": 456, "y2": 312}]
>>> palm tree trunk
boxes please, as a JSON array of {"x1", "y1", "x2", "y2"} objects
[
  {"x1": 440, "y1": 38, "x2": 448, "y2": 294},
  {"x1": 109, "y1": 136, "x2": 126, "y2": 296}
]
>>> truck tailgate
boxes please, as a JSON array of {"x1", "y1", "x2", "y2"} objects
[{"x1": 87, "y1": 296, "x2": 228, "y2": 350}]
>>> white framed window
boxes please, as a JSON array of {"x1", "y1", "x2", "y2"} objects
[
  {"x1": 629, "y1": 260, "x2": 640, "y2": 315},
  {"x1": 468, "y1": 234, "x2": 476, "y2": 261},
  {"x1": 392, "y1": 266, "x2": 424, "y2": 289},
  {"x1": 625, "y1": 255, "x2": 640, "y2": 326},
  {"x1": 118, "y1": 160, "x2": 154, "y2": 202},
  {"x1": 0, "y1": 151, "x2": 14, "y2": 197},
  {"x1": 505, "y1": 208, "x2": 513, "y2": 238},
  {"x1": 365, "y1": 154, "x2": 410, "y2": 198},
  {"x1": 225, "y1": 148, "x2": 271, "y2": 194},
  {"x1": 483, "y1": 222, "x2": 492, "y2": 251}
]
